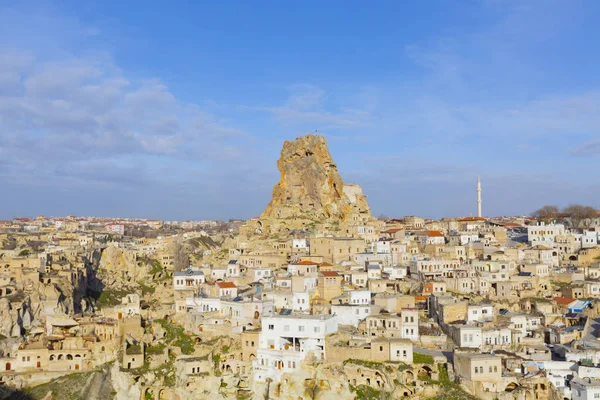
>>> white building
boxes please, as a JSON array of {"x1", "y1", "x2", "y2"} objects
[
  {"x1": 416, "y1": 230, "x2": 446, "y2": 246},
  {"x1": 331, "y1": 304, "x2": 371, "y2": 327},
  {"x1": 216, "y1": 282, "x2": 238, "y2": 298},
  {"x1": 371, "y1": 239, "x2": 392, "y2": 254},
  {"x1": 572, "y1": 378, "x2": 600, "y2": 400},
  {"x1": 226, "y1": 260, "x2": 240, "y2": 278},
  {"x1": 367, "y1": 265, "x2": 382, "y2": 280},
  {"x1": 251, "y1": 267, "x2": 273, "y2": 282},
  {"x1": 409, "y1": 259, "x2": 460, "y2": 279},
  {"x1": 210, "y1": 267, "x2": 227, "y2": 280},
  {"x1": 455, "y1": 325, "x2": 483, "y2": 349},
  {"x1": 448, "y1": 232, "x2": 479, "y2": 246},
  {"x1": 467, "y1": 304, "x2": 494, "y2": 323},
  {"x1": 253, "y1": 314, "x2": 338, "y2": 382},
  {"x1": 349, "y1": 290, "x2": 371, "y2": 305},
  {"x1": 581, "y1": 232, "x2": 599, "y2": 249},
  {"x1": 352, "y1": 252, "x2": 399, "y2": 268},
  {"x1": 276, "y1": 277, "x2": 292, "y2": 289},
  {"x1": 106, "y1": 224, "x2": 125, "y2": 235},
  {"x1": 527, "y1": 223, "x2": 565, "y2": 245},
  {"x1": 185, "y1": 297, "x2": 221, "y2": 313},
  {"x1": 173, "y1": 270, "x2": 205, "y2": 291},
  {"x1": 520, "y1": 263, "x2": 550, "y2": 278},
  {"x1": 292, "y1": 292, "x2": 310, "y2": 312},
  {"x1": 482, "y1": 327, "x2": 511, "y2": 347},
  {"x1": 221, "y1": 298, "x2": 274, "y2": 326},
  {"x1": 383, "y1": 265, "x2": 407, "y2": 280},
  {"x1": 292, "y1": 238, "x2": 309, "y2": 250}
]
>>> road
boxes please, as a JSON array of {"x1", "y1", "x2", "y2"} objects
[
  {"x1": 582, "y1": 316, "x2": 600, "y2": 349},
  {"x1": 414, "y1": 346, "x2": 452, "y2": 362}
]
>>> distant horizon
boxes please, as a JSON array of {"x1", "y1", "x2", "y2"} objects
[
  {"x1": 1, "y1": 211, "x2": 547, "y2": 222},
  {"x1": 1, "y1": 1, "x2": 599, "y2": 220}
]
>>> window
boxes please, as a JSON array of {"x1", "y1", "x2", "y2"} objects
[
  {"x1": 298, "y1": 326, "x2": 305, "y2": 332},
  {"x1": 380, "y1": 346, "x2": 383, "y2": 351},
  {"x1": 268, "y1": 324, "x2": 274, "y2": 330},
  {"x1": 314, "y1": 327, "x2": 320, "y2": 333},
  {"x1": 284, "y1": 325, "x2": 289, "y2": 332}
]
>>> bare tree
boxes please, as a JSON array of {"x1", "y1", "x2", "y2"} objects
[
  {"x1": 264, "y1": 377, "x2": 272, "y2": 400},
  {"x1": 172, "y1": 239, "x2": 190, "y2": 272},
  {"x1": 563, "y1": 204, "x2": 598, "y2": 229},
  {"x1": 531, "y1": 205, "x2": 559, "y2": 223}
]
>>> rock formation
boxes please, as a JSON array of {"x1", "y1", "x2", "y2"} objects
[{"x1": 245, "y1": 134, "x2": 374, "y2": 235}]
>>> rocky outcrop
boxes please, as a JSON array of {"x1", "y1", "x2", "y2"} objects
[
  {"x1": 245, "y1": 134, "x2": 374, "y2": 235},
  {"x1": 98, "y1": 247, "x2": 139, "y2": 280}
]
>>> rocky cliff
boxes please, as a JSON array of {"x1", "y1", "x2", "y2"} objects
[{"x1": 247, "y1": 134, "x2": 373, "y2": 235}]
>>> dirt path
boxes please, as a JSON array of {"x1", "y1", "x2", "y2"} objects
[{"x1": 79, "y1": 366, "x2": 114, "y2": 400}]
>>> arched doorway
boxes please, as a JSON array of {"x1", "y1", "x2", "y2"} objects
[
  {"x1": 418, "y1": 366, "x2": 432, "y2": 379},
  {"x1": 5, "y1": 362, "x2": 10, "y2": 371},
  {"x1": 525, "y1": 391, "x2": 534, "y2": 400},
  {"x1": 403, "y1": 370, "x2": 415, "y2": 384},
  {"x1": 505, "y1": 382, "x2": 518, "y2": 392}
]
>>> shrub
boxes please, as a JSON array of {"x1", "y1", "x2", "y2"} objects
[{"x1": 413, "y1": 352, "x2": 434, "y2": 365}]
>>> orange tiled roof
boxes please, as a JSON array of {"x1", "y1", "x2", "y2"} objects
[
  {"x1": 553, "y1": 297, "x2": 576, "y2": 305},
  {"x1": 382, "y1": 228, "x2": 403, "y2": 234},
  {"x1": 426, "y1": 230, "x2": 445, "y2": 237},
  {"x1": 297, "y1": 260, "x2": 319, "y2": 265},
  {"x1": 459, "y1": 217, "x2": 486, "y2": 222},
  {"x1": 320, "y1": 271, "x2": 339, "y2": 277},
  {"x1": 217, "y1": 282, "x2": 237, "y2": 289}
]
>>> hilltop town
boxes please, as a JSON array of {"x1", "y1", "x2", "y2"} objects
[{"x1": 1, "y1": 135, "x2": 600, "y2": 400}]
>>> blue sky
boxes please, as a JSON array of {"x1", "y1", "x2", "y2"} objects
[{"x1": 1, "y1": 0, "x2": 599, "y2": 220}]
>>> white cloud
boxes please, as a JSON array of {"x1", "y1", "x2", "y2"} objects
[
  {"x1": 570, "y1": 140, "x2": 600, "y2": 157},
  {"x1": 247, "y1": 83, "x2": 371, "y2": 130}
]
